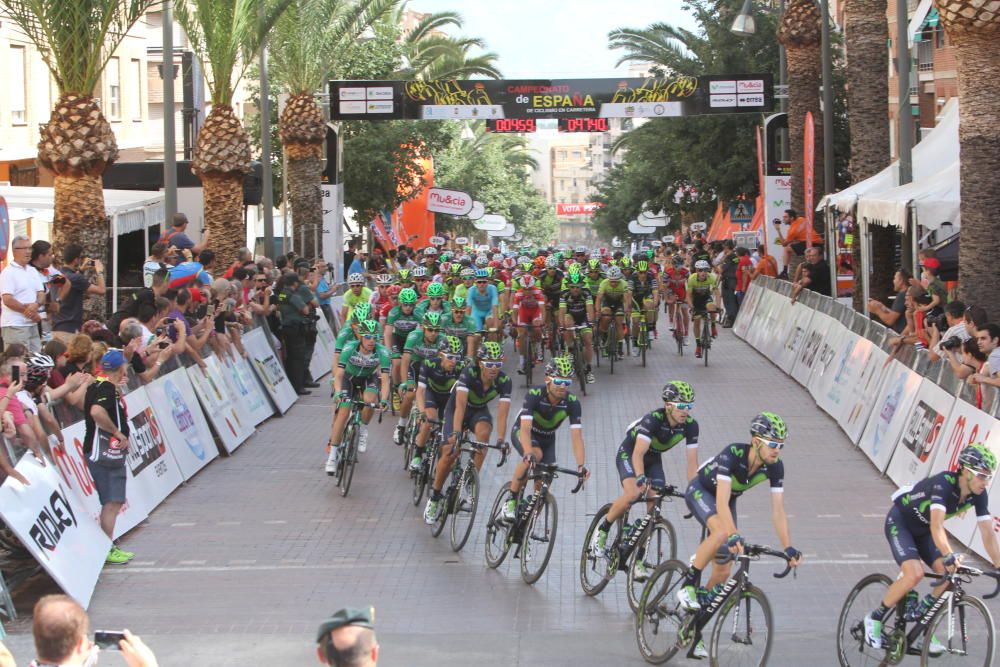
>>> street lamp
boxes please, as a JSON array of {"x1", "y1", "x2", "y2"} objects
[{"x1": 731, "y1": 0, "x2": 756, "y2": 36}]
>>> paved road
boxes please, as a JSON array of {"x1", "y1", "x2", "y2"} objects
[{"x1": 5, "y1": 327, "x2": 998, "y2": 666}]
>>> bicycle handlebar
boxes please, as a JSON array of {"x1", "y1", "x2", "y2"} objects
[
  {"x1": 926, "y1": 564, "x2": 1000, "y2": 600},
  {"x1": 726, "y1": 543, "x2": 795, "y2": 579},
  {"x1": 520, "y1": 459, "x2": 587, "y2": 493},
  {"x1": 458, "y1": 435, "x2": 509, "y2": 467}
]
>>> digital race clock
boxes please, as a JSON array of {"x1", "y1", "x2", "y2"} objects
[
  {"x1": 486, "y1": 118, "x2": 537, "y2": 133},
  {"x1": 558, "y1": 118, "x2": 610, "y2": 132}
]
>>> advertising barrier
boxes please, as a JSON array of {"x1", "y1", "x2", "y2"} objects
[
  {"x1": 884, "y1": 379, "x2": 956, "y2": 487},
  {"x1": 243, "y1": 328, "x2": 297, "y2": 414},
  {"x1": 145, "y1": 370, "x2": 219, "y2": 480},
  {"x1": 187, "y1": 358, "x2": 255, "y2": 454},
  {"x1": 857, "y1": 360, "x2": 923, "y2": 472},
  {"x1": 121, "y1": 387, "x2": 186, "y2": 514},
  {"x1": 308, "y1": 315, "x2": 337, "y2": 383},
  {"x1": 219, "y1": 353, "x2": 273, "y2": 427}
]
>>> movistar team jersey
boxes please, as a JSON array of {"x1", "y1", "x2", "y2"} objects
[
  {"x1": 442, "y1": 314, "x2": 478, "y2": 340},
  {"x1": 517, "y1": 386, "x2": 582, "y2": 436},
  {"x1": 385, "y1": 305, "x2": 420, "y2": 337},
  {"x1": 597, "y1": 278, "x2": 630, "y2": 301},
  {"x1": 893, "y1": 471, "x2": 990, "y2": 535},
  {"x1": 697, "y1": 443, "x2": 784, "y2": 498},
  {"x1": 687, "y1": 273, "x2": 718, "y2": 298},
  {"x1": 559, "y1": 288, "x2": 594, "y2": 316},
  {"x1": 539, "y1": 270, "x2": 565, "y2": 297},
  {"x1": 414, "y1": 299, "x2": 452, "y2": 320},
  {"x1": 466, "y1": 284, "x2": 499, "y2": 312},
  {"x1": 417, "y1": 358, "x2": 463, "y2": 398},
  {"x1": 630, "y1": 276, "x2": 659, "y2": 299},
  {"x1": 338, "y1": 340, "x2": 390, "y2": 378},
  {"x1": 453, "y1": 364, "x2": 512, "y2": 408},
  {"x1": 622, "y1": 410, "x2": 699, "y2": 455},
  {"x1": 403, "y1": 328, "x2": 443, "y2": 366}
]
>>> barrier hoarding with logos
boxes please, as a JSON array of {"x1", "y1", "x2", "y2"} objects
[
  {"x1": 884, "y1": 379, "x2": 956, "y2": 486},
  {"x1": 146, "y1": 370, "x2": 219, "y2": 480},
  {"x1": 838, "y1": 343, "x2": 891, "y2": 444},
  {"x1": 220, "y1": 354, "x2": 274, "y2": 427},
  {"x1": 790, "y1": 311, "x2": 841, "y2": 386},
  {"x1": 857, "y1": 360, "x2": 923, "y2": 472},
  {"x1": 774, "y1": 301, "x2": 816, "y2": 374},
  {"x1": 122, "y1": 387, "x2": 186, "y2": 512},
  {"x1": 187, "y1": 358, "x2": 255, "y2": 454},
  {"x1": 243, "y1": 328, "x2": 297, "y2": 414}
]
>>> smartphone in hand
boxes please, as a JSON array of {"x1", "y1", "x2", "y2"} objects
[{"x1": 94, "y1": 630, "x2": 125, "y2": 650}]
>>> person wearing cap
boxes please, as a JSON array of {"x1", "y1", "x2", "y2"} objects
[
  {"x1": 277, "y1": 273, "x2": 312, "y2": 395},
  {"x1": 316, "y1": 607, "x2": 378, "y2": 667},
  {"x1": 84, "y1": 349, "x2": 135, "y2": 564}
]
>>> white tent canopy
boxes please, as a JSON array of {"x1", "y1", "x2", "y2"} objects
[
  {"x1": 0, "y1": 185, "x2": 165, "y2": 237},
  {"x1": 816, "y1": 98, "x2": 959, "y2": 213},
  {"x1": 856, "y1": 160, "x2": 960, "y2": 230}
]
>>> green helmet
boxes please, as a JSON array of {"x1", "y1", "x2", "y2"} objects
[
  {"x1": 423, "y1": 311, "x2": 442, "y2": 328},
  {"x1": 958, "y1": 443, "x2": 997, "y2": 474},
  {"x1": 351, "y1": 303, "x2": 372, "y2": 322},
  {"x1": 359, "y1": 319, "x2": 379, "y2": 335},
  {"x1": 520, "y1": 262, "x2": 533, "y2": 272},
  {"x1": 646, "y1": 249, "x2": 654, "y2": 259},
  {"x1": 451, "y1": 295, "x2": 467, "y2": 309},
  {"x1": 567, "y1": 272, "x2": 584, "y2": 286},
  {"x1": 478, "y1": 341, "x2": 504, "y2": 361},
  {"x1": 546, "y1": 355, "x2": 574, "y2": 378},
  {"x1": 398, "y1": 288, "x2": 418, "y2": 305},
  {"x1": 661, "y1": 380, "x2": 695, "y2": 403},
  {"x1": 636, "y1": 260, "x2": 649, "y2": 272},
  {"x1": 750, "y1": 412, "x2": 788, "y2": 441},
  {"x1": 442, "y1": 335, "x2": 464, "y2": 355},
  {"x1": 588, "y1": 258, "x2": 601, "y2": 271},
  {"x1": 426, "y1": 282, "x2": 446, "y2": 297},
  {"x1": 397, "y1": 269, "x2": 412, "y2": 283},
  {"x1": 567, "y1": 263, "x2": 582, "y2": 275},
  {"x1": 450, "y1": 263, "x2": 462, "y2": 274},
  {"x1": 619, "y1": 257, "x2": 632, "y2": 268}
]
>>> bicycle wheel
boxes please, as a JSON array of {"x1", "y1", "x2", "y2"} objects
[
  {"x1": 594, "y1": 329, "x2": 602, "y2": 368},
  {"x1": 708, "y1": 585, "x2": 773, "y2": 667},
  {"x1": 411, "y1": 451, "x2": 428, "y2": 506},
  {"x1": 627, "y1": 517, "x2": 678, "y2": 612},
  {"x1": 520, "y1": 492, "x2": 558, "y2": 585},
  {"x1": 449, "y1": 465, "x2": 480, "y2": 552},
  {"x1": 340, "y1": 426, "x2": 359, "y2": 497},
  {"x1": 335, "y1": 423, "x2": 352, "y2": 486},
  {"x1": 609, "y1": 322, "x2": 617, "y2": 375},
  {"x1": 485, "y1": 483, "x2": 515, "y2": 568},
  {"x1": 922, "y1": 595, "x2": 995, "y2": 665},
  {"x1": 635, "y1": 560, "x2": 691, "y2": 664},
  {"x1": 429, "y1": 479, "x2": 452, "y2": 538},
  {"x1": 573, "y1": 341, "x2": 588, "y2": 396},
  {"x1": 702, "y1": 323, "x2": 710, "y2": 367},
  {"x1": 640, "y1": 322, "x2": 648, "y2": 367},
  {"x1": 525, "y1": 339, "x2": 535, "y2": 386},
  {"x1": 579, "y1": 503, "x2": 622, "y2": 597},
  {"x1": 835, "y1": 573, "x2": 894, "y2": 667},
  {"x1": 402, "y1": 412, "x2": 417, "y2": 470}
]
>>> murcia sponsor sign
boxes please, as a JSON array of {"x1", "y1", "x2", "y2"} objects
[{"x1": 426, "y1": 188, "x2": 473, "y2": 216}]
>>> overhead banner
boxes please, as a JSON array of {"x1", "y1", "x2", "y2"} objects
[
  {"x1": 145, "y1": 370, "x2": 219, "y2": 480},
  {"x1": 187, "y1": 359, "x2": 255, "y2": 454},
  {"x1": 330, "y1": 75, "x2": 773, "y2": 121},
  {"x1": 474, "y1": 214, "x2": 508, "y2": 232},
  {"x1": 425, "y1": 188, "x2": 473, "y2": 216},
  {"x1": 628, "y1": 219, "x2": 654, "y2": 234},
  {"x1": 243, "y1": 329, "x2": 297, "y2": 414},
  {"x1": 0, "y1": 456, "x2": 111, "y2": 608},
  {"x1": 556, "y1": 202, "x2": 604, "y2": 216}
]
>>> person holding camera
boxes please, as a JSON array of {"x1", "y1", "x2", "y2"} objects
[
  {"x1": 926, "y1": 301, "x2": 970, "y2": 363},
  {"x1": 52, "y1": 244, "x2": 107, "y2": 342}
]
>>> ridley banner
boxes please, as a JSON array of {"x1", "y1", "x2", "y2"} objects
[{"x1": 330, "y1": 75, "x2": 773, "y2": 121}]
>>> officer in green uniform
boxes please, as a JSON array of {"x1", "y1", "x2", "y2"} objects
[{"x1": 277, "y1": 272, "x2": 311, "y2": 395}]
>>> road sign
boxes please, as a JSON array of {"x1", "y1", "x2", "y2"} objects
[{"x1": 730, "y1": 200, "x2": 754, "y2": 225}]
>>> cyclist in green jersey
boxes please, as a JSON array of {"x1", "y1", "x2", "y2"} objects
[
  {"x1": 414, "y1": 281, "x2": 451, "y2": 319},
  {"x1": 585, "y1": 260, "x2": 604, "y2": 293},
  {"x1": 334, "y1": 303, "x2": 371, "y2": 357},
  {"x1": 629, "y1": 260, "x2": 660, "y2": 353},
  {"x1": 326, "y1": 320, "x2": 390, "y2": 472},
  {"x1": 687, "y1": 260, "x2": 720, "y2": 358},
  {"x1": 383, "y1": 288, "x2": 420, "y2": 400},
  {"x1": 453, "y1": 268, "x2": 476, "y2": 303},
  {"x1": 396, "y1": 311, "x2": 444, "y2": 444},
  {"x1": 340, "y1": 272, "x2": 372, "y2": 322},
  {"x1": 442, "y1": 294, "x2": 478, "y2": 358},
  {"x1": 558, "y1": 273, "x2": 596, "y2": 383},
  {"x1": 595, "y1": 266, "x2": 632, "y2": 357}
]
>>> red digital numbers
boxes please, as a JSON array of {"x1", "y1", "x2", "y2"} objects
[
  {"x1": 559, "y1": 118, "x2": 610, "y2": 132},
  {"x1": 487, "y1": 118, "x2": 536, "y2": 133}
]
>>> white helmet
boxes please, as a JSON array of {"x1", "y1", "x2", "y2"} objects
[
  {"x1": 545, "y1": 256, "x2": 559, "y2": 269},
  {"x1": 375, "y1": 273, "x2": 394, "y2": 285},
  {"x1": 694, "y1": 260, "x2": 710, "y2": 271},
  {"x1": 423, "y1": 247, "x2": 437, "y2": 256},
  {"x1": 607, "y1": 266, "x2": 623, "y2": 280},
  {"x1": 348, "y1": 272, "x2": 365, "y2": 285},
  {"x1": 475, "y1": 255, "x2": 489, "y2": 267}
]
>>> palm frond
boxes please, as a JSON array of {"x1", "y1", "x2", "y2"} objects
[{"x1": 403, "y1": 10, "x2": 461, "y2": 45}]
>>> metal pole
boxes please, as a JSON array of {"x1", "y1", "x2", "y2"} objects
[
  {"x1": 259, "y1": 2, "x2": 275, "y2": 259},
  {"x1": 895, "y1": 0, "x2": 913, "y2": 185},
  {"x1": 779, "y1": 0, "x2": 787, "y2": 114},
  {"x1": 162, "y1": 0, "x2": 177, "y2": 222},
  {"x1": 820, "y1": 0, "x2": 835, "y2": 196}
]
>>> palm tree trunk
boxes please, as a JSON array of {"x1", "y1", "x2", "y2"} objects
[
  {"x1": 843, "y1": 0, "x2": 894, "y2": 308},
  {"x1": 784, "y1": 46, "x2": 824, "y2": 220},
  {"x1": 53, "y1": 174, "x2": 112, "y2": 320},
  {"x1": 279, "y1": 92, "x2": 326, "y2": 260}
]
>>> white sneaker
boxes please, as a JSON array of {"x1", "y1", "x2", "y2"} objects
[
  {"x1": 677, "y1": 584, "x2": 701, "y2": 611},
  {"x1": 423, "y1": 499, "x2": 441, "y2": 525},
  {"x1": 393, "y1": 424, "x2": 404, "y2": 445},
  {"x1": 683, "y1": 338, "x2": 690, "y2": 346},
  {"x1": 585, "y1": 371, "x2": 595, "y2": 384},
  {"x1": 863, "y1": 613, "x2": 882, "y2": 649},
  {"x1": 912, "y1": 633, "x2": 945, "y2": 656},
  {"x1": 632, "y1": 346, "x2": 640, "y2": 357},
  {"x1": 632, "y1": 560, "x2": 651, "y2": 582},
  {"x1": 358, "y1": 427, "x2": 369, "y2": 453},
  {"x1": 409, "y1": 454, "x2": 422, "y2": 472},
  {"x1": 693, "y1": 640, "x2": 708, "y2": 659},
  {"x1": 589, "y1": 528, "x2": 609, "y2": 554},
  {"x1": 325, "y1": 447, "x2": 339, "y2": 475},
  {"x1": 501, "y1": 499, "x2": 517, "y2": 521}
]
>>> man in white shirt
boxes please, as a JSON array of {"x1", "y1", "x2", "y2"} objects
[
  {"x1": 926, "y1": 301, "x2": 970, "y2": 362},
  {"x1": 0, "y1": 235, "x2": 45, "y2": 352}
]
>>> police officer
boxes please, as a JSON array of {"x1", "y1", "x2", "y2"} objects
[
  {"x1": 277, "y1": 272, "x2": 311, "y2": 395},
  {"x1": 295, "y1": 259, "x2": 321, "y2": 388},
  {"x1": 315, "y1": 607, "x2": 379, "y2": 667}
]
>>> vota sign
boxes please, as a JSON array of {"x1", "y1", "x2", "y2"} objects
[{"x1": 426, "y1": 188, "x2": 473, "y2": 216}]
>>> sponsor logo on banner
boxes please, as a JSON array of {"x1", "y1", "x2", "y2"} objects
[
  {"x1": 430, "y1": 235, "x2": 446, "y2": 245},
  {"x1": 127, "y1": 408, "x2": 167, "y2": 478},
  {"x1": 426, "y1": 188, "x2": 473, "y2": 216},
  {"x1": 556, "y1": 202, "x2": 604, "y2": 216},
  {"x1": 737, "y1": 79, "x2": 765, "y2": 93},
  {"x1": 165, "y1": 378, "x2": 204, "y2": 460},
  {"x1": 366, "y1": 86, "x2": 393, "y2": 100},
  {"x1": 339, "y1": 88, "x2": 364, "y2": 101},
  {"x1": 710, "y1": 94, "x2": 737, "y2": 107},
  {"x1": 339, "y1": 101, "x2": 364, "y2": 115},
  {"x1": 367, "y1": 101, "x2": 393, "y2": 113},
  {"x1": 455, "y1": 236, "x2": 469, "y2": 245},
  {"x1": 709, "y1": 80, "x2": 737, "y2": 94},
  {"x1": 738, "y1": 93, "x2": 765, "y2": 107},
  {"x1": 29, "y1": 486, "x2": 78, "y2": 558}
]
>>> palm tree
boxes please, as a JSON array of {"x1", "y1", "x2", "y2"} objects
[
  {"x1": 607, "y1": 22, "x2": 703, "y2": 75},
  {"x1": 394, "y1": 11, "x2": 502, "y2": 80},
  {"x1": 174, "y1": 0, "x2": 292, "y2": 265},
  {"x1": 843, "y1": 0, "x2": 894, "y2": 306},
  {"x1": 0, "y1": 0, "x2": 156, "y2": 283},
  {"x1": 778, "y1": 0, "x2": 823, "y2": 226},
  {"x1": 269, "y1": 0, "x2": 397, "y2": 257},
  {"x1": 457, "y1": 123, "x2": 539, "y2": 172},
  {"x1": 933, "y1": 2, "x2": 1000, "y2": 320}
]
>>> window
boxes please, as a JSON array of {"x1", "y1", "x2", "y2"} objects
[
  {"x1": 935, "y1": 27, "x2": 945, "y2": 49},
  {"x1": 558, "y1": 150, "x2": 567, "y2": 159},
  {"x1": 10, "y1": 46, "x2": 27, "y2": 124},
  {"x1": 572, "y1": 151, "x2": 582, "y2": 159},
  {"x1": 107, "y1": 57, "x2": 121, "y2": 119},
  {"x1": 130, "y1": 59, "x2": 142, "y2": 120}
]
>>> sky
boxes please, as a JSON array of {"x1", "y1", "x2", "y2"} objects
[{"x1": 408, "y1": 0, "x2": 700, "y2": 78}]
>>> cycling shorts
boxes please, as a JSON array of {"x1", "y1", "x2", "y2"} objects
[
  {"x1": 602, "y1": 296, "x2": 625, "y2": 312},
  {"x1": 470, "y1": 309, "x2": 492, "y2": 331},
  {"x1": 423, "y1": 390, "x2": 451, "y2": 413},
  {"x1": 510, "y1": 415, "x2": 557, "y2": 464},
  {"x1": 390, "y1": 333, "x2": 407, "y2": 359},
  {"x1": 691, "y1": 295, "x2": 714, "y2": 315},
  {"x1": 885, "y1": 506, "x2": 942, "y2": 566},
  {"x1": 685, "y1": 477, "x2": 737, "y2": 529},
  {"x1": 337, "y1": 375, "x2": 378, "y2": 406},
  {"x1": 516, "y1": 307, "x2": 542, "y2": 326},
  {"x1": 615, "y1": 445, "x2": 665, "y2": 487},
  {"x1": 442, "y1": 403, "x2": 493, "y2": 440},
  {"x1": 566, "y1": 309, "x2": 591, "y2": 329}
]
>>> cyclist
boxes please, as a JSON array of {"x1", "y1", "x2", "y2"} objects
[
  {"x1": 662, "y1": 255, "x2": 690, "y2": 344},
  {"x1": 441, "y1": 294, "x2": 478, "y2": 359},
  {"x1": 412, "y1": 266, "x2": 430, "y2": 296},
  {"x1": 339, "y1": 273, "x2": 371, "y2": 322},
  {"x1": 863, "y1": 444, "x2": 1000, "y2": 651},
  {"x1": 595, "y1": 266, "x2": 632, "y2": 359},
  {"x1": 369, "y1": 273, "x2": 394, "y2": 315},
  {"x1": 512, "y1": 273, "x2": 547, "y2": 374},
  {"x1": 409, "y1": 335, "x2": 466, "y2": 472},
  {"x1": 540, "y1": 256, "x2": 565, "y2": 334},
  {"x1": 326, "y1": 320, "x2": 390, "y2": 473},
  {"x1": 502, "y1": 355, "x2": 590, "y2": 520},
  {"x1": 588, "y1": 381, "x2": 700, "y2": 579},
  {"x1": 466, "y1": 269, "x2": 501, "y2": 336},
  {"x1": 687, "y1": 260, "x2": 720, "y2": 359},
  {"x1": 558, "y1": 272, "x2": 596, "y2": 383},
  {"x1": 334, "y1": 303, "x2": 371, "y2": 357},
  {"x1": 452, "y1": 267, "x2": 476, "y2": 303},
  {"x1": 629, "y1": 260, "x2": 660, "y2": 353},
  {"x1": 415, "y1": 281, "x2": 450, "y2": 319},
  {"x1": 396, "y1": 311, "x2": 445, "y2": 445},
  {"x1": 383, "y1": 288, "x2": 421, "y2": 410},
  {"x1": 677, "y1": 412, "x2": 801, "y2": 616},
  {"x1": 585, "y1": 259, "x2": 604, "y2": 294},
  {"x1": 423, "y1": 341, "x2": 512, "y2": 524}
]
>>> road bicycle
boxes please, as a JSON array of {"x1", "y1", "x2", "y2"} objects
[
  {"x1": 513, "y1": 323, "x2": 545, "y2": 386},
  {"x1": 561, "y1": 324, "x2": 591, "y2": 395},
  {"x1": 668, "y1": 300, "x2": 688, "y2": 357},
  {"x1": 428, "y1": 433, "x2": 508, "y2": 552},
  {"x1": 332, "y1": 393, "x2": 382, "y2": 498},
  {"x1": 399, "y1": 405, "x2": 421, "y2": 472},
  {"x1": 635, "y1": 543, "x2": 794, "y2": 665},
  {"x1": 484, "y1": 458, "x2": 586, "y2": 584},
  {"x1": 634, "y1": 310, "x2": 651, "y2": 368},
  {"x1": 692, "y1": 308, "x2": 716, "y2": 367},
  {"x1": 410, "y1": 416, "x2": 444, "y2": 507},
  {"x1": 596, "y1": 310, "x2": 627, "y2": 374},
  {"x1": 580, "y1": 484, "x2": 685, "y2": 611},
  {"x1": 836, "y1": 562, "x2": 1000, "y2": 666}
]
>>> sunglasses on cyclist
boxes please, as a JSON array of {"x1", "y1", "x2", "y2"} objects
[
  {"x1": 481, "y1": 360, "x2": 503, "y2": 369},
  {"x1": 442, "y1": 353, "x2": 463, "y2": 362},
  {"x1": 360, "y1": 334, "x2": 377, "y2": 340},
  {"x1": 967, "y1": 467, "x2": 994, "y2": 483},
  {"x1": 424, "y1": 327, "x2": 441, "y2": 333},
  {"x1": 476, "y1": 280, "x2": 488, "y2": 284},
  {"x1": 550, "y1": 377, "x2": 572, "y2": 387},
  {"x1": 670, "y1": 402, "x2": 695, "y2": 411},
  {"x1": 758, "y1": 437, "x2": 784, "y2": 451}
]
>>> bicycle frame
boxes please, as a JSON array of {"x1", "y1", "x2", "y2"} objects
[
  {"x1": 900, "y1": 566, "x2": 1000, "y2": 656},
  {"x1": 618, "y1": 486, "x2": 684, "y2": 569}
]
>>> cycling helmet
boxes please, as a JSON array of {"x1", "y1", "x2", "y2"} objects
[
  {"x1": 439, "y1": 261, "x2": 451, "y2": 274},
  {"x1": 412, "y1": 266, "x2": 428, "y2": 279},
  {"x1": 672, "y1": 255, "x2": 685, "y2": 267},
  {"x1": 492, "y1": 253, "x2": 503, "y2": 262},
  {"x1": 567, "y1": 272, "x2": 584, "y2": 286},
  {"x1": 502, "y1": 257, "x2": 516, "y2": 270},
  {"x1": 607, "y1": 266, "x2": 623, "y2": 280},
  {"x1": 661, "y1": 380, "x2": 695, "y2": 403},
  {"x1": 423, "y1": 247, "x2": 437, "y2": 256},
  {"x1": 636, "y1": 260, "x2": 649, "y2": 273},
  {"x1": 458, "y1": 254, "x2": 472, "y2": 266},
  {"x1": 485, "y1": 267, "x2": 495, "y2": 277},
  {"x1": 478, "y1": 341, "x2": 504, "y2": 361},
  {"x1": 489, "y1": 260, "x2": 502, "y2": 269},
  {"x1": 352, "y1": 303, "x2": 372, "y2": 321},
  {"x1": 520, "y1": 274, "x2": 536, "y2": 288},
  {"x1": 442, "y1": 335, "x2": 464, "y2": 356},
  {"x1": 475, "y1": 255, "x2": 489, "y2": 267},
  {"x1": 620, "y1": 257, "x2": 632, "y2": 269},
  {"x1": 587, "y1": 258, "x2": 601, "y2": 271},
  {"x1": 451, "y1": 295, "x2": 467, "y2": 309},
  {"x1": 460, "y1": 267, "x2": 476, "y2": 279},
  {"x1": 426, "y1": 282, "x2": 446, "y2": 298},
  {"x1": 520, "y1": 261, "x2": 533, "y2": 273},
  {"x1": 517, "y1": 255, "x2": 531, "y2": 266},
  {"x1": 440, "y1": 251, "x2": 452, "y2": 262},
  {"x1": 545, "y1": 256, "x2": 559, "y2": 269},
  {"x1": 694, "y1": 260, "x2": 711, "y2": 271},
  {"x1": 359, "y1": 319, "x2": 379, "y2": 335},
  {"x1": 545, "y1": 355, "x2": 574, "y2": 379},
  {"x1": 646, "y1": 249, "x2": 655, "y2": 259},
  {"x1": 450, "y1": 263, "x2": 462, "y2": 275},
  {"x1": 575, "y1": 245, "x2": 588, "y2": 254},
  {"x1": 25, "y1": 353, "x2": 55, "y2": 387},
  {"x1": 423, "y1": 311, "x2": 442, "y2": 328},
  {"x1": 533, "y1": 256, "x2": 546, "y2": 269},
  {"x1": 375, "y1": 273, "x2": 394, "y2": 285},
  {"x1": 472, "y1": 268, "x2": 488, "y2": 280},
  {"x1": 347, "y1": 272, "x2": 365, "y2": 285},
  {"x1": 398, "y1": 288, "x2": 418, "y2": 305},
  {"x1": 387, "y1": 285, "x2": 402, "y2": 298},
  {"x1": 958, "y1": 443, "x2": 997, "y2": 474},
  {"x1": 397, "y1": 269, "x2": 412, "y2": 283},
  {"x1": 750, "y1": 412, "x2": 788, "y2": 441}
]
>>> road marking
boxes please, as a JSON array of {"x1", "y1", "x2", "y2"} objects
[
  {"x1": 228, "y1": 559, "x2": 256, "y2": 565},
  {"x1": 816, "y1": 514, "x2": 841, "y2": 519},
  {"x1": 281, "y1": 558, "x2": 306, "y2": 564},
  {"x1": 130, "y1": 561, "x2": 157, "y2": 566},
  {"x1": 310, "y1": 518, "x2": 333, "y2": 523},
  {"x1": 861, "y1": 513, "x2": 883, "y2": 518},
  {"x1": 216, "y1": 521, "x2": 242, "y2": 526},
  {"x1": 842, "y1": 554, "x2": 869, "y2": 559},
  {"x1": 170, "y1": 522, "x2": 196, "y2": 527},
  {"x1": 178, "y1": 560, "x2": 206, "y2": 566},
  {"x1": 263, "y1": 520, "x2": 287, "y2": 525}
]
